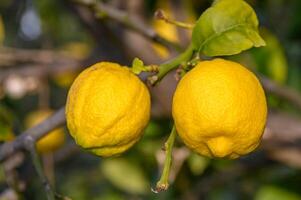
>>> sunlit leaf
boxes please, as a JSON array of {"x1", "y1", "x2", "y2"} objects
[{"x1": 192, "y1": 0, "x2": 265, "y2": 56}]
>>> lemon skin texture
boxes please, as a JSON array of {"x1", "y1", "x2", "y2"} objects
[
  {"x1": 172, "y1": 59, "x2": 267, "y2": 159},
  {"x1": 65, "y1": 62, "x2": 151, "y2": 157},
  {"x1": 25, "y1": 110, "x2": 66, "y2": 154}
]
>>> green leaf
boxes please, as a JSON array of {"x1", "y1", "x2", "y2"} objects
[
  {"x1": 250, "y1": 29, "x2": 288, "y2": 84},
  {"x1": 131, "y1": 57, "x2": 146, "y2": 75},
  {"x1": 187, "y1": 153, "x2": 209, "y2": 176},
  {"x1": 191, "y1": 0, "x2": 265, "y2": 57},
  {"x1": 0, "y1": 104, "x2": 14, "y2": 142},
  {"x1": 255, "y1": 185, "x2": 301, "y2": 200},
  {"x1": 100, "y1": 158, "x2": 149, "y2": 195}
]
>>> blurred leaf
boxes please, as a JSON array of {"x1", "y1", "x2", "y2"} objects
[
  {"x1": 61, "y1": 172, "x2": 90, "y2": 200},
  {"x1": 136, "y1": 139, "x2": 162, "y2": 156},
  {"x1": 0, "y1": 104, "x2": 14, "y2": 142},
  {"x1": 192, "y1": 0, "x2": 265, "y2": 56},
  {"x1": 187, "y1": 153, "x2": 209, "y2": 175},
  {"x1": 255, "y1": 185, "x2": 301, "y2": 200},
  {"x1": 0, "y1": 15, "x2": 5, "y2": 44},
  {"x1": 100, "y1": 158, "x2": 149, "y2": 195},
  {"x1": 34, "y1": 0, "x2": 90, "y2": 44},
  {"x1": 143, "y1": 121, "x2": 164, "y2": 138},
  {"x1": 0, "y1": 165, "x2": 5, "y2": 183},
  {"x1": 93, "y1": 192, "x2": 124, "y2": 200},
  {"x1": 250, "y1": 29, "x2": 288, "y2": 83}
]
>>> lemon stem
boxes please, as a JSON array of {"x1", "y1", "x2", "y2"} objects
[
  {"x1": 150, "y1": 43, "x2": 194, "y2": 85},
  {"x1": 154, "y1": 126, "x2": 177, "y2": 193}
]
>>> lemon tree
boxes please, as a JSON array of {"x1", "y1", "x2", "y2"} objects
[{"x1": 19, "y1": 0, "x2": 267, "y2": 194}]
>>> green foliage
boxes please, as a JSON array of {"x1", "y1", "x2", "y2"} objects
[
  {"x1": 250, "y1": 29, "x2": 288, "y2": 83},
  {"x1": 255, "y1": 185, "x2": 301, "y2": 200},
  {"x1": 191, "y1": 0, "x2": 265, "y2": 56},
  {"x1": 0, "y1": 104, "x2": 14, "y2": 142},
  {"x1": 100, "y1": 158, "x2": 149, "y2": 195},
  {"x1": 187, "y1": 153, "x2": 209, "y2": 176}
]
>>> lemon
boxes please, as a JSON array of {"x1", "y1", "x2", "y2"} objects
[
  {"x1": 172, "y1": 59, "x2": 267, "y2": 159},
  {"x1": 25, "y1": 110, "x2": 66, "y2": 154},
  {"x1": 65, "y1": 62, "x2": 151, "y2": 157}
]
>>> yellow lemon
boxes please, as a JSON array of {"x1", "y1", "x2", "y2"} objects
[
  {"x1": 65, "y1": 62, "x2": 151, "y2": 157},
  {"x1": 172, "y1": 59, "x2": 267, "y2": 159},
  {"x1": 25, "y1": 110, "x2": 66, "y2": 154}
]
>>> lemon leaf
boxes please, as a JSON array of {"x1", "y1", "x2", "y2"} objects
[
  {"x1": 255, "y1": 185, "x2": 301, "y2": 200},
  {"x1": 192, "y1": 0, "x2": 265, "y2": 57}
]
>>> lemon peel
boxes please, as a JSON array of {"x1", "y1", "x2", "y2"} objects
[
  {"x1": 65, "y1": 62, "x2": 151, "y2": 157},
  {"x1": 172, "y1": 58, "x2": 267, "y2": 159}
]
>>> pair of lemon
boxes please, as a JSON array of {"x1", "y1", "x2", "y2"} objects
[{"x1": 65, "y1": 59, "x2": 267, "y2": 159}]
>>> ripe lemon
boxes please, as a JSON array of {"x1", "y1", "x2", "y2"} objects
[
  {"x1": 172, "y1": 59, "x2": 267, "y2": 159},
  {"x1": 65, "y1": 62, "x2": 151, "y2": 157},
  {"x1": 25, "y1": 110, "x2": 66, "y2": 154}
]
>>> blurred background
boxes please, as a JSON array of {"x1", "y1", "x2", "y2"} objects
[{"x1": 0, "y1": 0, "x2": 301, "y2": 199}]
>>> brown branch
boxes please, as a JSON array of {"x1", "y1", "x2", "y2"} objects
[
  {"x1": 0, "y1": 47, "x2": 79, "y2": 68},
  {"x1": 71, "y1": 0, "x2": 182, "y2": 52},
  {"x1": 260, "y1": 75, "x2": 301, "y2": 110},
  {"x1": 0, "y1": 107, "x2": 65, "y2": 163},
  {"x1": 0, "y1": 47, "x2": 82, "y2": 82}
]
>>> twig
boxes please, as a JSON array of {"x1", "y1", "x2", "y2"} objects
[
  {"x1": 0, "y1": 47, "x2": 82, "y2": 82},
  {"x1": 0, "y1": 47, "x2": 79, "y2": 68},
  {"x1": 24, "y1": 137, "x2": 55, "y2": 200},
  {"x1": 154, "y1": 9, "x2": 195, "y2": 29},
  {"x1": 149, "y1": 43, "x2": 195, "y2": 85},
  {"x1": 71, "y1": 0, "x2": 182, "y2": 52},
  {"x1": 260, "y1": 75, "x2": 301, "y2": 110},
  {"x1": 0, "y1": 107, "x2": 65, "y2": 163}
]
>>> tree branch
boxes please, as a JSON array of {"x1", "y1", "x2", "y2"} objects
[
  {"x1": 260, "y1": 75, "x2": 301, "y2": 110},
  {"x1": 71, "y1": 0, "x2": 182, "y2": 52},
  {"x1": 0, "y1": 107, "x2": 66, "y2": 163}
]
